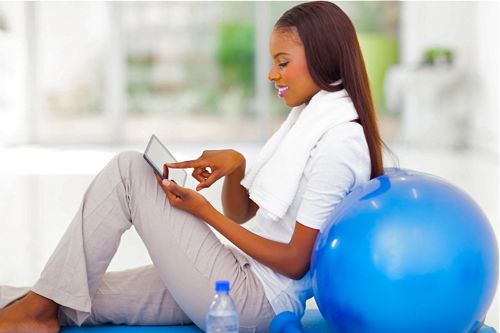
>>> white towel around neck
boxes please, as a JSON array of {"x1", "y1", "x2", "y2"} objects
[{"x1": 241, "y1": 89, "x2": 359, "y2": 221}]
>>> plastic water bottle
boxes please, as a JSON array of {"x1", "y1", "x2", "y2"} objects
[{"x1": 206, "y1": 280, "x2": 239, "y2": 333}]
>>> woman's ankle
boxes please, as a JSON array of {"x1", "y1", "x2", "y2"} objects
[{"x1": 23, "y1": 291, "x2": 59, "y2": 318}]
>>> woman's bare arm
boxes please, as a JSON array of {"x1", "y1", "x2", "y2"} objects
[
  {"x1": 221, "y1": 158, "x2": 259, "y2": 224},
  {"x1": 206, "y1": 206, "x2": 318, "y2": 280}
]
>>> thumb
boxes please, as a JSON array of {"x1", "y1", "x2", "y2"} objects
[
  {"x1": 162, "y1": 179, "x2": 184, "y2": 195},
  {"x1": 196, "y1": 170, "x2": 220, "y2": 191},
  {"x1": 162, "y1": 180, "x2": 186, "y2": 203}
]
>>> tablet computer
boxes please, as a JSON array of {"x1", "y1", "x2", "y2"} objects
[{"x1": 143, "y1": 134, "x2": 187, "y2": 186}]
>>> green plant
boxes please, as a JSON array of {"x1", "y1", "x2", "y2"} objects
[
  {"x1": 216, "y1": 22, "x2": 255, "y2": 95},
  {"x1": 423, "y1": 48, "x2": 454, "y2": 65}
]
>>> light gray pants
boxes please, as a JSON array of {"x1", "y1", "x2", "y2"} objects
[{"x1": 2, "y1": 151, "x2": 274, "y2": 332}]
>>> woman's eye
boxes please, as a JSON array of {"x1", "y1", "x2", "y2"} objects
[{"x1": 278, "y1": 62, "x2": 288, "y2": 69}]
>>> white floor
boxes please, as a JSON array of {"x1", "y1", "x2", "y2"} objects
[{"x1": 0, "y1": 142, "x2": 498, "y2": 329}]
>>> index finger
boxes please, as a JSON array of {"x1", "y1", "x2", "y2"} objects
[{"x1": 166, "y1": 159, "x2": 204, "y2": 169}]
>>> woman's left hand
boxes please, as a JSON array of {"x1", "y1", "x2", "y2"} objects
[{"x1": 156, "y1": 175, "x2": 213, "y2": 220}]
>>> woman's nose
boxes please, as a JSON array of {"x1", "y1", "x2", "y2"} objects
[{"x1": 268, "y1": 67, "x2": 280, "y2": 81}]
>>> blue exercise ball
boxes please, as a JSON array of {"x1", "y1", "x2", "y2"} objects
[{"x1": 311, "y1": 168, "x2": 498, "y2": 333}]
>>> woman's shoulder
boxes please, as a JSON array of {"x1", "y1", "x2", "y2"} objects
[
  {"x1": 309, "y1": 121, "x2": 370, "y2": 182},
  {"x1": 319, "y1": 121, "x2": 366, "y2": 146},
  {"x1": 311, "y1": 121, "x2": 370, "y2": 167}
]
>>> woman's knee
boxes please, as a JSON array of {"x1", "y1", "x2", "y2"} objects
[
  {"x1": 116, "y1": 150, "x2": 143, "y2": 165},
  {"x1": 114, "y1": 151, "x2": 152, "y2": 181},
  {"x1": 116, "y1": 151, "x2": 145, "y2": 171}
]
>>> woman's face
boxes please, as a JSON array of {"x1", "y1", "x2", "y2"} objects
[{"x1": 268, "y1": 27, "x2": 321, "y2": 107}]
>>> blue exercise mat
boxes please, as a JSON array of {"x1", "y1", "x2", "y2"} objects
[
  {"x1": 58, "y1": 310, "x2": 497, "y2": 333},
  {"x1": 60, "y1": 309, "x2": 329, "y2": 332}
]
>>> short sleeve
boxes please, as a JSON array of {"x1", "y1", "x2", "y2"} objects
[{"x1": 296, "y1": 123, "x2": 370, "y2": 230}]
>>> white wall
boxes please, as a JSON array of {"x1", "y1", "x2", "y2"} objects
[
  {"x1": 470, "y1": 1, "x2": 499, "y2": 155},
  {"x1": 400, "y1": 2, "x2": 499, "y2": 329},
  {"x1": 400, "y1": 1, "x2": 499, "y2": 155}
]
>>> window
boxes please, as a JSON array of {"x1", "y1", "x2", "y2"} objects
[{"x1": 24, "y1": 2, "x2": 399, "y2": 145}]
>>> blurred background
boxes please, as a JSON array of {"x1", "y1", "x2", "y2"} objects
[{"x1": 0, "y1": 1, "x2": 498, "y2": 328}]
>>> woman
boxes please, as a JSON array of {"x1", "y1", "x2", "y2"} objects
[{"x1": 0, "y1": 2, "x2": 385, "y2": 332}]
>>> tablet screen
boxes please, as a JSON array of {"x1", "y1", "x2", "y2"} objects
[{"x1": 144, "y1": 135, "x2": 187, "y2": 186}]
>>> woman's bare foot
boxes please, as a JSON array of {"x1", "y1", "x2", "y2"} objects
[{"x1": 0, "y1": 291, "x2": 59, "y2": 333}]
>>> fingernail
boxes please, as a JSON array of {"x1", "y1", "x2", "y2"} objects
[{"x1": 162, "y1": 179, "x2": 171, "y2": 186}]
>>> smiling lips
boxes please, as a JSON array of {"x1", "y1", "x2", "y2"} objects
[{"x1": 275, "y1": 84, "x2": 289, "y2": 98}]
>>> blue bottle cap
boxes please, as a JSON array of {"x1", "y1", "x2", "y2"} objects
[{"x1": 215, "y1": 280, "x2": 230, "y2": 292}]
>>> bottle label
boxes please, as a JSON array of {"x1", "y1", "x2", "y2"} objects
[{"x1": 206, "y1": 315, "x2": 239, "y2": 333}]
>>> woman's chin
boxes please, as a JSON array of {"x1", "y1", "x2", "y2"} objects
[{"x1": 282, "y1": 97, "x2": 300, "y2": 108}]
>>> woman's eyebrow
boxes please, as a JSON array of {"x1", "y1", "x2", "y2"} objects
[{"x1": 273, "y1": 52, "x2": 290, "y2": 59}]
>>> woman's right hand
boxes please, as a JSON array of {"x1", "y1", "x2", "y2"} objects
[{"x1": 166, "y1": 149, "x2": 245, "y2": 191}]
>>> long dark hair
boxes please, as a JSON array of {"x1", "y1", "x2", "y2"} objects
[{"x1": 275, "y1": 1, "x2": 385, "y2": 178}]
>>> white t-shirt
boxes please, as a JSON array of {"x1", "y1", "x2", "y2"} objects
[{"x1": 241, "y1": 121, "x2": 371, "y2": 317}]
